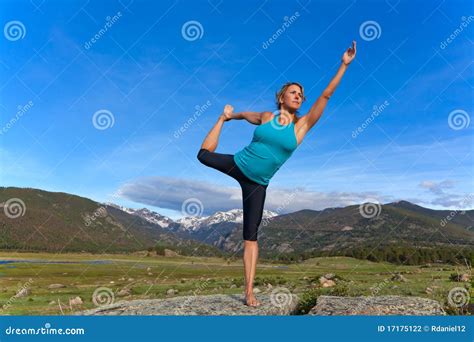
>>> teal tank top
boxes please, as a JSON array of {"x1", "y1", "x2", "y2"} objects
[{"x1": 234, "y1": 114, "x2": 298, "y2": 185}]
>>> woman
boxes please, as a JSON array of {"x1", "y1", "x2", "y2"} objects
[{"x1": 197, "y1": 41, "x2": 357, "y2": 306}]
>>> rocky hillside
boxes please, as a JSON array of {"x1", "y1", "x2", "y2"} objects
[{"x1": 0, "y1": 187, "x2": 222, "y2": 256}]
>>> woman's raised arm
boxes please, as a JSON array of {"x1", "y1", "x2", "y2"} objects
[
  {"x1": 232, "y1": 111, "x2": 268, "y2": 125},
  {"x1": 219, "y1": 105, "x2": 268, "y2": 125},
  {"x1": 301, "y1": 40, "x2": 357, "y2": 130}
]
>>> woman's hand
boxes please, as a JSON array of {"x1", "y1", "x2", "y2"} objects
[
  {"x1": 342, "y1": 40, "x2": 357, "y2": 65},
  {"x1": 220, "y1": 104, "x2": 234, "y2": 122}
]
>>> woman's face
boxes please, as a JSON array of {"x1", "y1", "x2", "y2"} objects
[{"x1": 280, "y1": 84, "x2": 303, "y2": 112}]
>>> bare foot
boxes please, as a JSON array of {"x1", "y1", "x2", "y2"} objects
[{"x1": 245, "y1": 291, "x2": 261, "y2": 307}]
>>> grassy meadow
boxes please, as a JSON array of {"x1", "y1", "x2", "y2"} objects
[{"x1": 0, "y1": 252, "x2": 471, "y2": 315}]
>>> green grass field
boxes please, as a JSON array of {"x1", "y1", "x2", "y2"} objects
[{"x1": 0, "y1": 252, "x2": 471, "y2": 315}]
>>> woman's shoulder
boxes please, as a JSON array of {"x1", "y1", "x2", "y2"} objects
[{"x1": 260, "y1": 111, "x2": 275, "y2": 124}]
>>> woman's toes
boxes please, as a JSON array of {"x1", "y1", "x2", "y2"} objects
[{"x1": 245, "y1": 293, "x2": 261, "y2": 307}]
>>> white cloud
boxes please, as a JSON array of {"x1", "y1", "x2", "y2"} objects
[{"x1": 118, "y1": 175, "x2": 396, "y2": 216}]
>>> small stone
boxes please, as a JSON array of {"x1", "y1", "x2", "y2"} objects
[
  {"x1": 391, "y1": 273, "x2": 407, "y2": 282},
  {"x1": 48, "y1": 284, "x2": 66, "y2": 289},
  {"x1": 322, "y1": 280, "x2": 336, "y2": 288},
  {"x1": 460, "y1": 273, "x2": 471, "y2": 282},
  {"x1": 49, "y1": 300, "x2": 56, "y2": 305},
  {"x1": 147, "y1": 272, "x2": 153, "y2": 276},
  {"x1": 109, "y1": 281, "x2": 115, "y2": 284},
  {"x1": 167, "y1": 289, "x2": 177, "y2": 295},
  {"x1": 15, "y1": 288, "x2": 30, "y2": 298},
  {"x1": 323, "y1": 273, "x2": 335, "y2": 280},
  {"x1": 146, "y1": 267, "x2": 152, "y2": 272},
  {"x1": 253, "y1": 287, "x2": 261, "y2": 294},
  {"x1": 128, "y1": 278, "x2": 134, "y2": 281},
  {"x1": 230, "y1": 284, "x2": 237, "y2": 289},
  {"x1": 117, "y1": 288, "x2": 132, "y2": 297},
  {"x1": 69, "y1": 296, "x2": 83, "y2": 306}
]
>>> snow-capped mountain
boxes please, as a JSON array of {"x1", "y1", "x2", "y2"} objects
[
  {"x1": 104, "y1": 203, "x2": 174, "y2": 228},
  {"x1": 176, "y1": 209, "x2": 278, "y2": 231},
  {"x1": 105, "y1": 203, "x2": 278, "y2": 232}
]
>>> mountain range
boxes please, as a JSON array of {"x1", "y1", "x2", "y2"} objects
[{"x1": 1, "y1": 187, "x2": 473, "y2": 261}]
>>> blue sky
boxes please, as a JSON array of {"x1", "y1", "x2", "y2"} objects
[{"x1": 1, "y1": 0, "x2": 473, "y2": 219}]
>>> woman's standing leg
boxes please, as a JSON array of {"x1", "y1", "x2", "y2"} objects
[{"x1": 241, "y1": 182, "x2": 267, "y2": 306}]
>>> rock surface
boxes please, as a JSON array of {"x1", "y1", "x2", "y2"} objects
[
  {"x1": 77, "y1": 293, "x2": 298, "y2": 316},
  {"x1": 309, "y1": 295, "x2": 445, "y2": 315},
  {"x1": 76, "y1": 293, "x2": 445, "y2": 316}
]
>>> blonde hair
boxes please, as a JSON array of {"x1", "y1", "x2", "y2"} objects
[{"x1": 275, "y1": 82, "x2": 306, "y2": 122}]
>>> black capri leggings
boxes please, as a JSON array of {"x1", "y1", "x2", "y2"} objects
[{"x1": 197, "y1": 148, "x2": 267, "y2": 241}]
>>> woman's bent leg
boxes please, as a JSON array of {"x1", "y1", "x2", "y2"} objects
[
  {"x1": 197, "y1": 149, "x2": 242, "y2": 179},
  {"x1": 200, "y1": 117, "x2": 225, "y2": 152}
]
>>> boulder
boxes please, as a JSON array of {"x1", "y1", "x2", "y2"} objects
[
  {"x1": 164, "y1": 249, "x2": 179, "y2": 257},
  {"x1": 76, "y1": 293, "x2": 299, "y2": 316},
  {"x1": 309, "y1": 295, "x2": 445, "y2": 315}
]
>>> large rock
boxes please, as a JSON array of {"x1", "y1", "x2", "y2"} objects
[
  {"x1": 76, "y1": 293, "x2": 298, "y2": 316},
  {"x1": 309, "y1": 295, "x2": 445, "y2": 315},
  {"x1": 164, "y1": 249, "x2": 179, "y2": 257}
]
